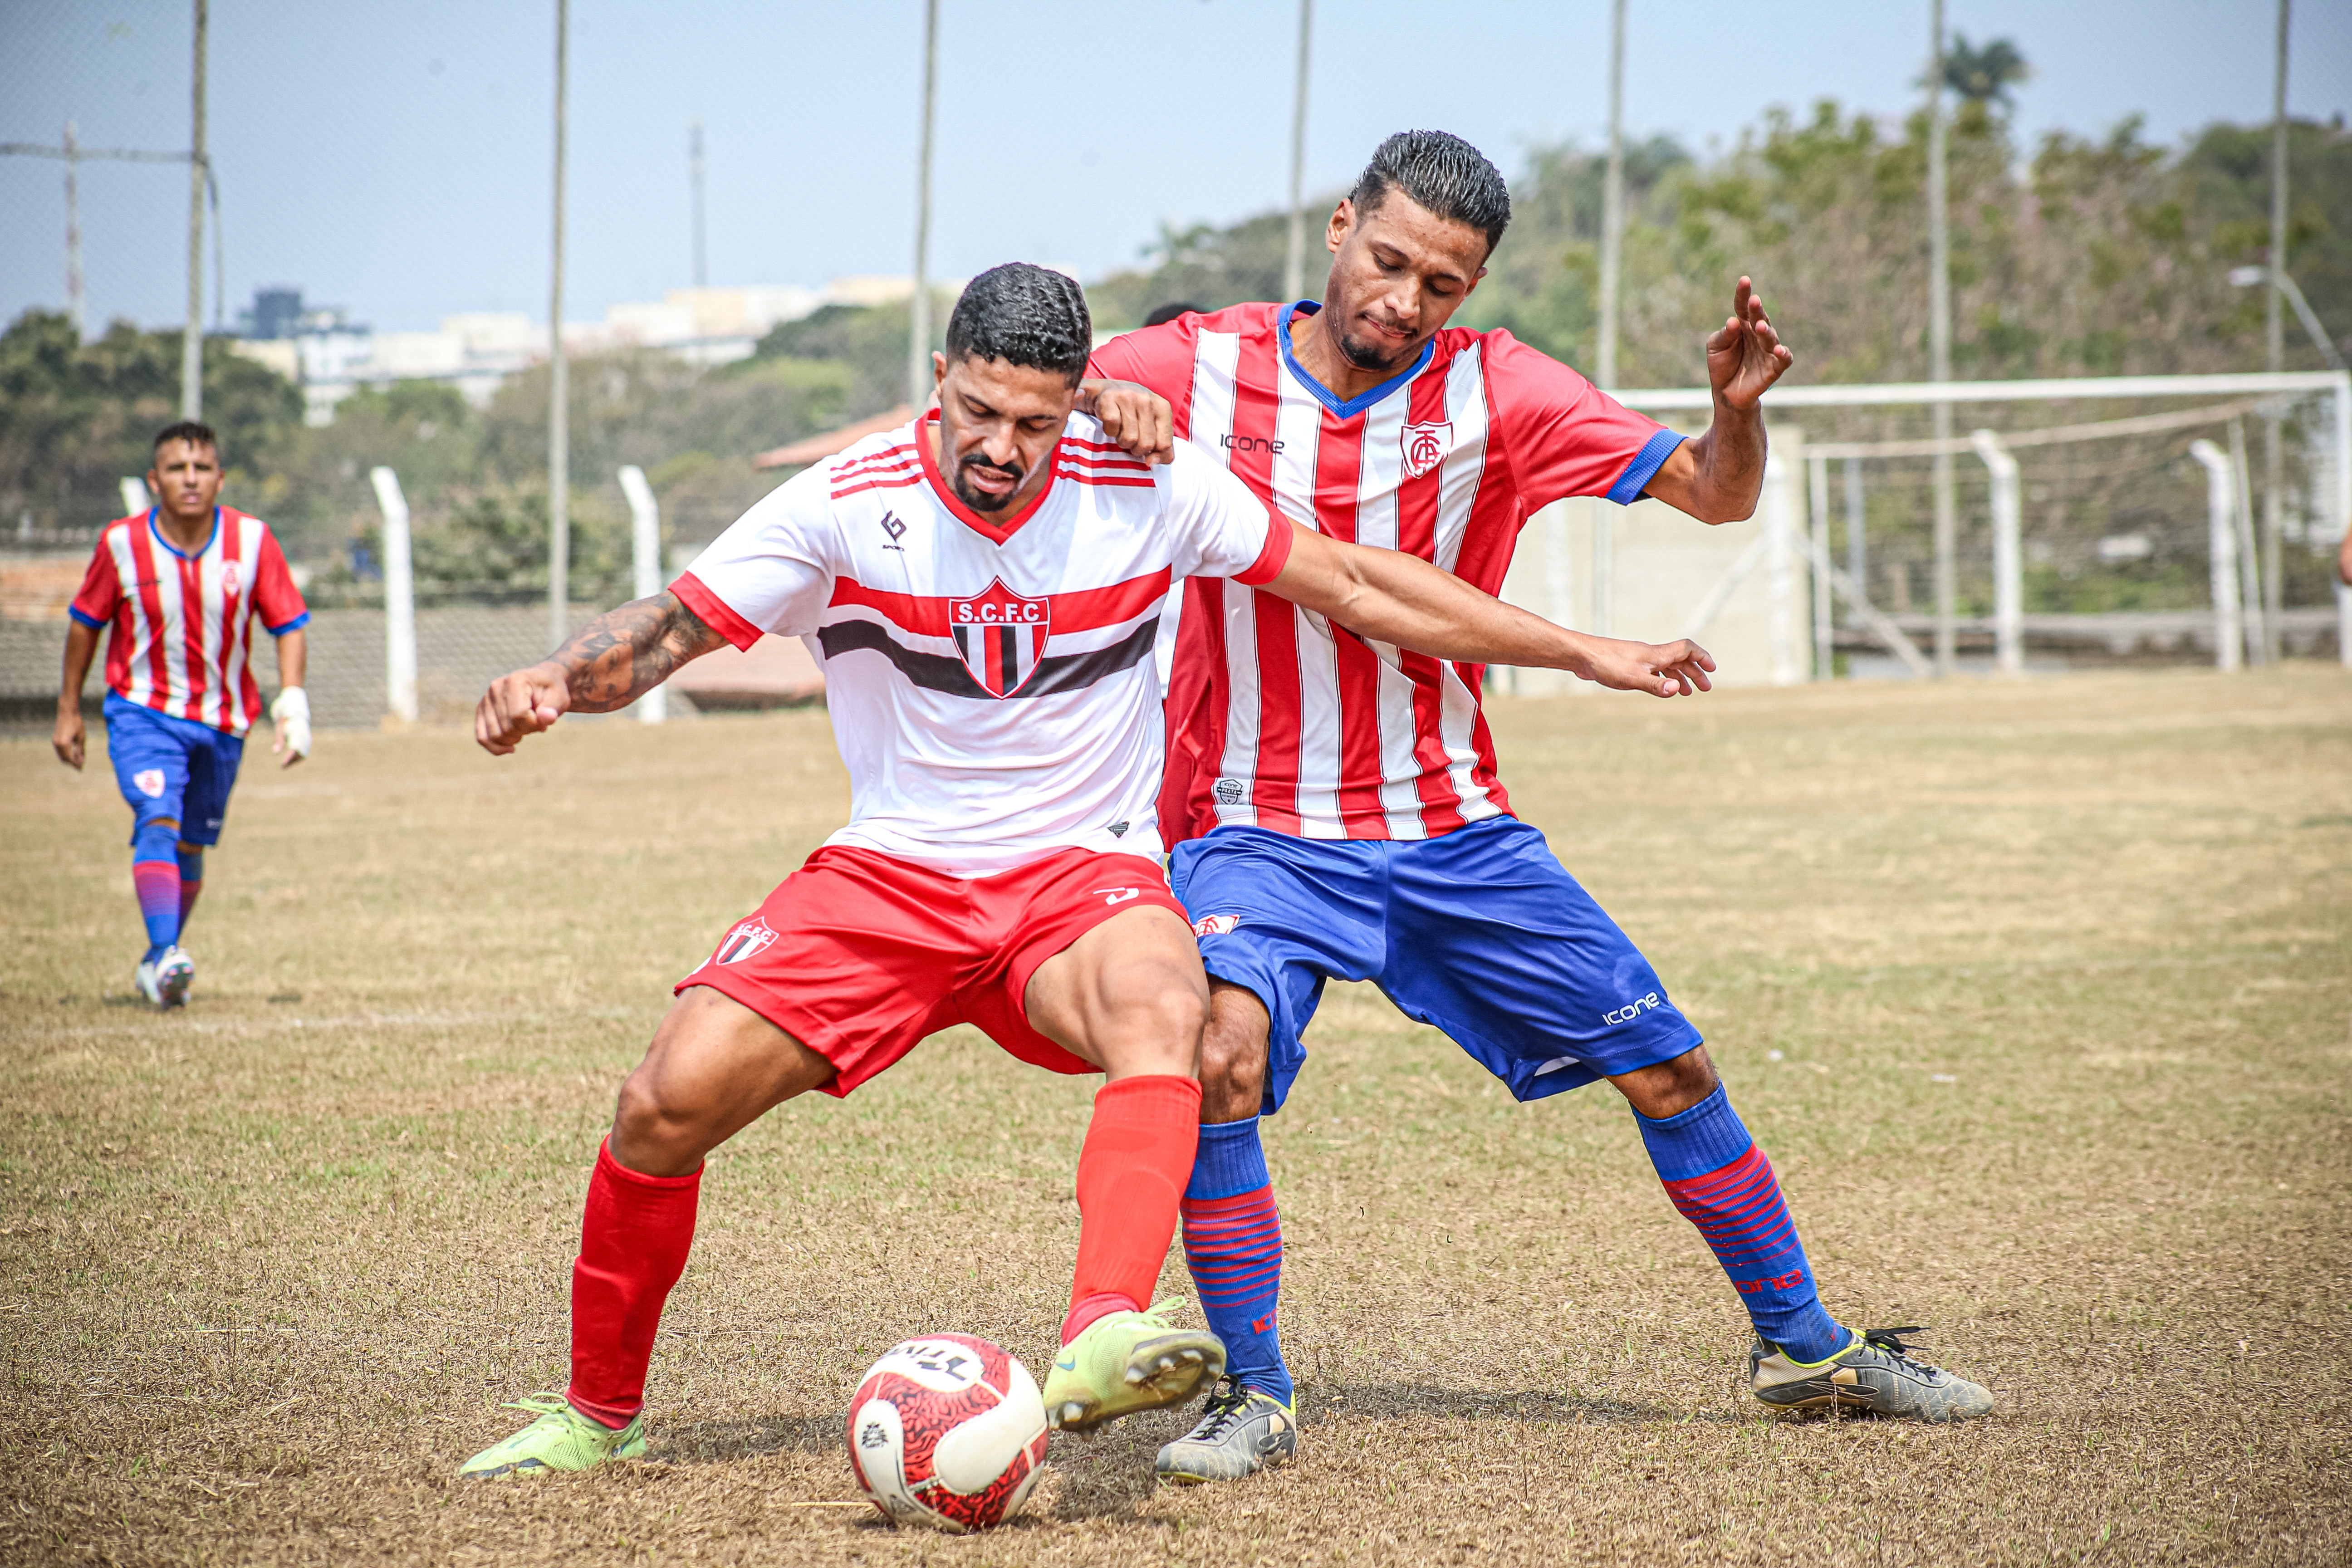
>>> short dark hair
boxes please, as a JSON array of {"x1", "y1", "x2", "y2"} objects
[
  {"x1": 153, "y1": 419, "x2": 220, "y2": 455},
  {"x1": 1348, "y1": 130, "x2": 1512, "y2": 254},
  {"x1": 1143, "y1": 301, "x2": 1206, "y2": 328},
  {"x1": 944, "y1": 263, "x2": 1092, "y2": 384}
]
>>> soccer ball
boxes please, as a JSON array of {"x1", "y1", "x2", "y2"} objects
[{"x1": 846, "y1": 1334, "x2": 1050, "y2": 1533}]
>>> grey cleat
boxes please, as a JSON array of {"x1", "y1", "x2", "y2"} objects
[
  {"x1": 1750, "y1": 1326, "x2": 1994, "y2": 1422},
  {"x1": 1154, "y1": 1376, "x2": 1298, "y2": 1484}
]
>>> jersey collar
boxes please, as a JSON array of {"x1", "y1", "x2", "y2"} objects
[
  {"x1": 1276, "y1": 301, "x2": 1436, "y2": 421},
  {"x1": 147, "y1": 505, "x2": 220, "y2": 560},
  {"x1": 916, "y1": 411, "x2": 1061, "y2": 546}
]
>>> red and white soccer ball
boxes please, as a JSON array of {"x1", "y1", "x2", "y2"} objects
[{"x1": 846, "y1": 1334, "x2": 1049, "y2": 1533}]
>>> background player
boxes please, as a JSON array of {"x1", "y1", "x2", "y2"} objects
[
  {"x1": 53, "y1": 421, "x2": 314, "y2": 1009},
  {"x1": 1089, "y1": 132, "x2": 1995, "y2": 1482},
  {"x1": 455, "y1": 264, "x2": 1706, "y2": 1480}
]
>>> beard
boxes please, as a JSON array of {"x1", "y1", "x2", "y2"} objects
[
  {"x1": 1332, "y1": 316, "x2": 1417, "y2": 376},
  {"x1": 950, "y1": 451, "x2": 1026, "y2": 512}
]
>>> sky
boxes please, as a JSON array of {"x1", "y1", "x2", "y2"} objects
[{"x1": 2, "y1": 0, "x2": 2347, "y2": 337}]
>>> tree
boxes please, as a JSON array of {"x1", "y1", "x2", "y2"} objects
[{"x1": 1944, "y1": 34, "x2": 2029, "y2": 109}]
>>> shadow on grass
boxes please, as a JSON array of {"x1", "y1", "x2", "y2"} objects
[
  {"x1": 644, "y1": 1414, "x2": 841, "y2": 1464},
  {"x1": 1300, "y1": 1382, "x2": 1740, "y2": 1427}
]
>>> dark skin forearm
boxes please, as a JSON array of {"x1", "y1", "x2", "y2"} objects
[
  {"x1": 52, "y1": 620, "x2": 99, "y2": 769},
  {"x1": 475, "y1": 591, "x2": 725, "y2": 754}
]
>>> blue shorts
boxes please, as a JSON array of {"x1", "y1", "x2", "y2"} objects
[
  {"x1": 1169, "y1": 818, "x2": 1702, "y2": 1114},
  {"x1": 104, "y1": 692, "x2": 245, "y2": 846}
]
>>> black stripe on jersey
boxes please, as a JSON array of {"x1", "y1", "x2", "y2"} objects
[{"x1": 818, "y1": 617, "x2": 1159, "y2": 700}]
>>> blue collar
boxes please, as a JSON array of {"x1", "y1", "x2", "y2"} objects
[
  {"x1": 1276, "y1": 300, "x2": 1436, "y2": 420},
  {"x1": 147, "y1": 506, "x2": 219, "y2": 561}
]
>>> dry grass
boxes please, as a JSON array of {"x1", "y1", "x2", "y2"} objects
[{"x1": 4, "y1": 666, "x2": 2349, "y2": 1566}]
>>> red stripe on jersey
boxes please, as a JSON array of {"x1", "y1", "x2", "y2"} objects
[
  {"x1": 1053, "y1": 464, "x2": 1155, "y2": 489},
  {"x1": 671, "y1": 571, "x2": 765, "y2": 652},
  {"x1": 1060, "y1": 435, "x2": 1153, "y2": 465},
  {"x1": 1313, "y1": 409, "x2": 1389, "y2": 837},
  {"x1": 832, "y1": 471, "x2": 923, "y2": 500},
  {"x1": 1225, "y1": 326, "x2": 1300, "y2": 834},
  {"x1": 130, "y1": 521, "x2": 172, "y2": 715},
  {"x1": 1400, "y1": 365, "x2": 1465, "y2": 834},
  {"x1": 176, "y1": 542, "x2": 207, "y2": 723},
  {"x1": 833, "y1": 443, "x2": 919, "y2": 480},
  {"x1": 829, "y1": 568, "x2": 1171, "y2": 639}
]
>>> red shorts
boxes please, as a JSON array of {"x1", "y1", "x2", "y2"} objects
[{"x1": 677, "y1": 845, "x2": 1191, "y2": 1096}]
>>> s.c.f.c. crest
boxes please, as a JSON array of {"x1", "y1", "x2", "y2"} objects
[
  {"x1": 949, "y1": 578, "x2": 1050, "y2": 698},
  {"x1": 713, "y1": 918, "x2": 779, "y2": 966},
  {"x1": 220, "y1": 560, "x2": 243, "y2": 597},
  {"x1": 1400, "y1": 421, "x2": 1454, "y2": 481}
]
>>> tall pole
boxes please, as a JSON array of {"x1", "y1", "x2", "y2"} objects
[
  {"x1": 1926, "y1": 0, "x2": 1955, "y2": 676},
  {"x1": 907, "y1": 0, "x2": 940, "y2": 409},
  {"x1": 1592, "y1": 0, "x2": 1628, "y2": 637},
  {"x1": 547, "y1": 0, "x2": 570, "y2": 652},
  {"x1": 690, "y1": 118, "x2": 708, "y2": 290},
  {"x1": 181, "y1": 0, "x2": 207, "y2": 419},
  {"x1": 63, "y1": 121, "x2": 83, "y2": 338},
  {"x1": 1596, "y1": 0, "x2": 1627, "y2": 392},
  {"x1": 1282, "y1": 0, "x2": 1315, "y2": 304},
  {"x1": 2262, "y1": 0, "x2": 2290, "y2": 663}
]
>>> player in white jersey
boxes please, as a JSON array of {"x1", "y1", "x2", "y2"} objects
[
  {"x1": 456, "y1": 265, "x2": 1703, "y2": 1481},
  {"x1": 55, "y1": 421, "x2": 314, "y2": 1009}
]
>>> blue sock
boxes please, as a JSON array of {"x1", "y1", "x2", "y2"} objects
[
  {"x1": 1180, "y1": 1118, "x2": 1293, "y2": 1406},
  {"x1": 176, "y1": 847, "x2": 204, "y2": 928},
  {"x1": 131, "y1": 819, "x2": 181, "y2": 955},
  {"x1": 1634, "y1": 1085, "x2": 1849, "y2": 1363}
]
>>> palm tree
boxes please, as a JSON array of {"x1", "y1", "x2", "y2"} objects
[{"x1": 1944, "y1": 34, "x2": 2029, "y2": 108}]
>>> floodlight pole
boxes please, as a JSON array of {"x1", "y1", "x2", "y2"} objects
[
  {"x1": 2261, "y1": 0, "x2": 2290, "y2": 663},
  {"x1": 690, "y1": 118, "x2": 708, "y2": 290},
  {"x1": 182, "y1": 0, "x2": 207, "y2": 419},
  {"x1": 1282, "y1": 0, "x2": 1314, "y2": 306},
  {"x1": 908, "y1": 0, "x2": 940, "y2": 409},
  {"x1": 1592, "y1": 0, "x2": 1628, "y2": 637},
  {"x1": 1926, "y1": 0, "x2": 1955, "y2": 677},
  {"x1": 548, "y1": 0, "x2": 571, "y2": 653},
  {"x1": 64, "y1": 122, "x2": 84, "y2": 337}
]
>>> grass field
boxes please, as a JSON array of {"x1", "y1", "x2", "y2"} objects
[{"x1": 5, "y1": 667, "x2": 2349, "y2": 1566}]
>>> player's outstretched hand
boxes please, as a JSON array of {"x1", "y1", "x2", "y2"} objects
[
  {"x1": 1077, "y1": 378, "x2": 1175, "y2": 466},
  {"x1": 1579, "y1": 636, "x2": 1716, "y2": 698},
  {"x1": 476, "y1": 662, "x2": 571, "y2": 755},
  {"x1": 1705, "y1": 276, "x2": 1793, "y2": 412},
  {"x1": 52, "y1": 707, "x2": 85, "y2": 770}
]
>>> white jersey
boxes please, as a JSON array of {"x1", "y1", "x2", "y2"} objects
[{"x1": 675, "y1": 413, "x2": 1290, "y2": 876}]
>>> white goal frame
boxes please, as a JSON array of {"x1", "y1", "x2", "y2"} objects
[{"x1": 1617, "y1": 370, "x2": 2352, "y2": 673}]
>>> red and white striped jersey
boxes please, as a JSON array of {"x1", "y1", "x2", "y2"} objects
[
  {"x1": 1089, "y1": 302, "x2": 1684, "y2": 843},
  {"x1": 70, "y1": 507, "x2": 310, "y2": 736},
  {"x1": 675, "y1": 412, "x2": 1288, "y2": 877}
]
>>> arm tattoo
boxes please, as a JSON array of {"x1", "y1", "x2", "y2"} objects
[{"x1": 549, "y1": 591, "x2": 725, "y2": 712}]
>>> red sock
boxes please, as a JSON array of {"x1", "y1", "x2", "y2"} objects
[
  {"x1": 566, "y1": 1139, "x2": 701, "y2": 1428},
  {"x1": 1062, "y1": 1074, "x2": 1202, "y2": 1345}
]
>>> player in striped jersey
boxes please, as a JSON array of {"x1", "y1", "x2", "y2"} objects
[
  {"x1": 1090, "y1": 132, "x2": 1993, "y2": 1477},
  {"x1": 55, "y1": 421, "x2": 313, "y2": 1010}
]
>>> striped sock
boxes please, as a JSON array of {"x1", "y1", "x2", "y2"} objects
[
  {"x1": 1180, "y1": 1117, "x2": 1292, "y2": 1406},
  {"x1": 1635, "y1": 1085, "x2": 1848, "y2": 1364},
  {"x1": 176, "y1": 848, "x2": 204, "y2": 928},
  {"x1": 131, "y1": 820, "x2": 181, "y2": 954}
]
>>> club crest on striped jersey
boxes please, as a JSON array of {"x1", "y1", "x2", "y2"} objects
[
  {"x1": 949, "y1": 578, "x2": 1049, "y2": 698},
  {"x1": 714, "y1": 918, "x2": 778, "y2": 966},
  {"x1": 1400, "y1": 421, "x2": 1454, "y2": 480},
  {"x1": 220, "y1": 560, "x2": 242, "y2": 597}
]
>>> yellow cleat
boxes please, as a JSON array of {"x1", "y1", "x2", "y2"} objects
[{"x1": 1041, "y1": 1300, "x2": 1225, "y2": 1433}]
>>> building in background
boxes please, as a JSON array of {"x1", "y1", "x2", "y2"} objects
[{"x1": 229, "y1": 280, "x2": 918, "y2": 426}]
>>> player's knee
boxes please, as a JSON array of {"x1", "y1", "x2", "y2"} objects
[
  {"x1": 611, "y1": 1068, "x2": 709, "y2": 1167},
  {"x1": 1198, "y1": 1000, "x2": 1269, "y2": 1104},
  {"x1": 1616, "y1": 1044, "x2": 1719, "y2": 1119}
]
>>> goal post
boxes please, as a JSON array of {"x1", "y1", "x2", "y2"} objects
[{"x1": 1612, "y1": 370, "x2": 2352, "y2": 675}]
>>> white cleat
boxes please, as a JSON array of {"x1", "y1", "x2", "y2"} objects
[{"x1": 136, "y1": 946, "x2": 195, "y2": 1009}]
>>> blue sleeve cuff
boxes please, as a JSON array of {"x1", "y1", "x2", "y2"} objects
[
  {"x1": 1604, "y1": 429, "x2": 1688, "y2": 506},
  {"x1": 265, "y1": 611, "x2": 311, "y2": 635},
  {"x1": 69, "y1": 606, "x2": 106, "y2": 629}
]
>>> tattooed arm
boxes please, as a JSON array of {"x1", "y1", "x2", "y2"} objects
[{"x1": 474, "y1": 591, "x2": 727, "y2": 755}]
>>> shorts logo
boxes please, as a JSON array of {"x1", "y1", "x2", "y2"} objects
[
  {"x1": 1191, "y1": 913, "x2": 1240, "y2": 937},
  {"x1": 1214, "y1": 777, "x2": 1246, "y2": 806},
  {"x1": 1092, "y1": 887, "x2": 1141, "y2": 907},
  {"x1": 133, "y1": 769, "x2": 167, "y2": 799},
  {"x1": 220, "y1": 560, "x2": 242, "y2": 597},
  {"x1": 713, "y1": 918, "x2": 778, "y2": 966},
  {"x1": 949, "y1": 577, "x2": 1050, "y2": 698},
  {"x1": 1401, "y1": 421, "x2": 1454, "y2": 480},
  {"x1": 1602, "y1": 991, "x2": 1662, "y2": 1027}
]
